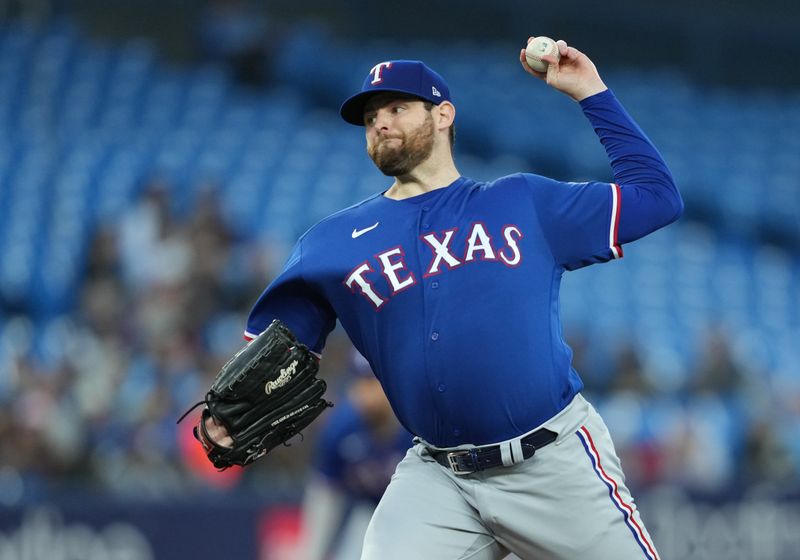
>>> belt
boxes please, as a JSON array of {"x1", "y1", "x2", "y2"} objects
[{"x1": 431, "y1": 428, "x2": 558, "y2": 475}]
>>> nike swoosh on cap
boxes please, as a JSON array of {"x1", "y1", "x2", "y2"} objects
[{"x1": 352, "y1": 222, "x2": 380, "y2": 238}]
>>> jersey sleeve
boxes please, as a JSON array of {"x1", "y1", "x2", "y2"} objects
[
  {"x1": 525, "y1": 174, "x2": 622, "y2": 271},
  {"x1": 580, "y1": 89, "x2": 684, "y2": 244},
  {"x1": 526, "y1": 89, "x2": 684, "y2": 271},
  {"x1": 245, "y1": 236, "x2": 337, "y2": 353}
]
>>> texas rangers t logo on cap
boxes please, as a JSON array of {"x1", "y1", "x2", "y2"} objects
[{"x1": 370, "y1": 62, "x2": 393, "y2": 84}]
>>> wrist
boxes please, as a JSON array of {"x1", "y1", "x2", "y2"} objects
[{"x1": 571, "y1": 80, "x2": 608, "y2": 102}]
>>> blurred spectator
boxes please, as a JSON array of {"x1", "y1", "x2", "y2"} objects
[
  {"x1": 662, "y1": 401, "x2": 736, "y2": 492},
  {"x1": 741, "y1": 419, "x2": 795, "y2": 486},
  {"x1": 295, "y1": 351, "x2": 411, "y2": 560},
  {"x1": 610, "y1": 341, "x2": 656, "y2": 395},
  {"x1": 690, "y1": 325, "x2": 747, "y2": 395},
  {"x1": 119, "y1": 180, "x2": 192, "y2": 292}
]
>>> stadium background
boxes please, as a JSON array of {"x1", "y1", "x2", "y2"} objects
[{"x1": 0, "y1": 0, "x2": 798, "y2": 558}]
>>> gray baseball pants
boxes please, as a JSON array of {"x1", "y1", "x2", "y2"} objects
[{"x1": 360, "y1": 394, "x2": 659, "y2": 560}]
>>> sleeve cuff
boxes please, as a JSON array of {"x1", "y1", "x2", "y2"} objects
[{"x1": 578, "y1": 88, "x2": 615, "y2": 110}]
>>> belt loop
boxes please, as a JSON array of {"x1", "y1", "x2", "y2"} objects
[
  {"x1": 510, "y1": 438, "x2": 524, "y2": 465},
  {"x1": 499, "y1": 441, "x2": 513, "y2": 467}
]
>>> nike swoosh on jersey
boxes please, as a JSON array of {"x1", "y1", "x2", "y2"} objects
[{"x1": 352, "y1": 222, "x2": 380, "y2": 238}]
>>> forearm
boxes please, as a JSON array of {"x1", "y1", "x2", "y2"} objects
[{"x1": 581, "y1": 89, "x2": 684, "y2": 243}]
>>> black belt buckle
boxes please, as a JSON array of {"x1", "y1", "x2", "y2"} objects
[{"x1": 446, "y1": 449, "x2": 478, "y2": 475}]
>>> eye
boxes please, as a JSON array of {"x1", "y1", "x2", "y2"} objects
[
  {"x1": 364, "y1": 114, "x2": 377, "y2": 126},
  {"x1": 392, "y1": 105, "x2": 406, "y2": 114}
]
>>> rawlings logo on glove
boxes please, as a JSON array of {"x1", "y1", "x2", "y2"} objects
[
  {"x1": 266, "y1": 360, "x2": 298, "y2": 394},
  {"x1": 178, "y1": 320, "x2": 333, "y2": 469}
]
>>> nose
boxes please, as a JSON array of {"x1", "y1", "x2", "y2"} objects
[{"x1": 373, "y1": 108, "x2": 392, "y2": 130}]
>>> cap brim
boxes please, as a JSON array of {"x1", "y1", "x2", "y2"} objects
[{"x1": 339, "y1": 87, "x2": 431, "y2": 126}]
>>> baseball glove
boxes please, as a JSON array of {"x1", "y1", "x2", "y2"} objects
[{"x1": 179, "y1": 319, "x2": 332, "y2": 469}]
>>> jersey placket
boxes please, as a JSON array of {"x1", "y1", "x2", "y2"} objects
[{"x1": 417, "y1": 202, "x2": 451, "y2": 445}]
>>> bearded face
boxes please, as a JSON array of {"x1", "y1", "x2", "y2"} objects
[{"x1": 367, "y1": 111, "x2": 435, "y2": 177}]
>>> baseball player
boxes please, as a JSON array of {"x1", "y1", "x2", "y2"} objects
[
  {"x1": 297, "y1": 350, "x2": 412, "y2": 560},
  {"x1": 204, "y1": 37, "x2": 683, "y2": 559}
]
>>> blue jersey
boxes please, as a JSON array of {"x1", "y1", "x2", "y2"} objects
[
  {"x1": 314, "y1": 398, "x2": 412, "y2": 503},
  {"x1": 246, "y1": 90, "x2": 683, "y2": 447}
]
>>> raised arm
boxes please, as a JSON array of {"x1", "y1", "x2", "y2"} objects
[{"x1": 521, "y1": 37, "x2": 684, "y2": 243}]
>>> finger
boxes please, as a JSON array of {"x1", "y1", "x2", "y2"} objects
[
  {"x1": 527, "y1": 36, "x2": 534, "y2": 44},
  {"x1": 565, "y1": 46, "x2": 583, "y2": 60},
  {"x1": 519, "y1": 49, "x2": 546, "y2": 79},
  {"x1": 204, "y1": 415, "x2": 232, "y2": 445},
  {"x1": 210, "y1": 423, "x2": 234, "y2": 447},
  {"x1": 540, "y1": 54, "x2": 560, "y2": 66},
  {"x1": 519, "y1": 48, "x2": 530, "y2": 70},
  {"x1": 546, "y1": 58, "x2": 559, "y2": 84},
  {"x1": 556, "y1": 39, "x2": 568, "y2": 57},
  {"x1": 519, "y1": 49, "x2": 534, "y2": 73}
]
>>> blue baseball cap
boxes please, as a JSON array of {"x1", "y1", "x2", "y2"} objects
[{"x1": 339, "y1": 60, "x2": 452, "y2": 126}]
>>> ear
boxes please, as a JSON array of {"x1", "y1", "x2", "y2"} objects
[{"x1": 434, "y1": 101, "x2": 456, "y2": 131}]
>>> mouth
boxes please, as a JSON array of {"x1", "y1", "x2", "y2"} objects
[{"x1": 379, "y1": 137, "x2": 403, "y2": 151}]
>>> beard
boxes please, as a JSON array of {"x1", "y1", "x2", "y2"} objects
[{"x1": 367, "y1": 113, "x2": 435, "y2": 177}]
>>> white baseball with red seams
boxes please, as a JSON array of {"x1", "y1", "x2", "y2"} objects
[{"x1": 525, "y1": 36, "x2": 560, "y2": 72}]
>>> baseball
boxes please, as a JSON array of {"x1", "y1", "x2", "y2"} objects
[{"x1": 525, "y1": 36, "x2": 560, "y2": 73}]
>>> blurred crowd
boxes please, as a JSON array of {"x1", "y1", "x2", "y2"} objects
[
  {"x1": 0, "y1": 177, "x2": 798, "y2": 508},
  {"x1": 0, "y1": 177, "x2": 350, "y2": 505},
  {"x1": 574, "y1": 331, "x2": 799, "y2": 495}
]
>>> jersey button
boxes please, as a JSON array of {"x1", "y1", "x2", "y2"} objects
[
  {"x1": 453, "y1": 429, "x2": 461, "y2": 437},
  {"x1": 422, "y1": 206, "x2": 430, "y2": 212},
  {"x1": 431, "y1": 281, "x2": 439, "y2": 289},
  {"x1": 422, "y1": 223, "x2": 430, "y2": 228},
  {"x1": 431, "y1": 331, "x2": 439, "y2": 341},
  {"x1": 437, "y1": 383, "x2": 446, "y2": 392}
]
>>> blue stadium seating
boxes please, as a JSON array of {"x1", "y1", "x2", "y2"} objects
[{"x1": 0, "y1": 20, "x2": 797, "y2": 387}]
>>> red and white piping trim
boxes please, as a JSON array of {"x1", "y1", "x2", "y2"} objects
[
  {"x1": 576, "y1": 425, "x2": 659, "y2": 560},
  {"x1": 609, "y1": 183, "x2": 623, "y2": 259}
]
